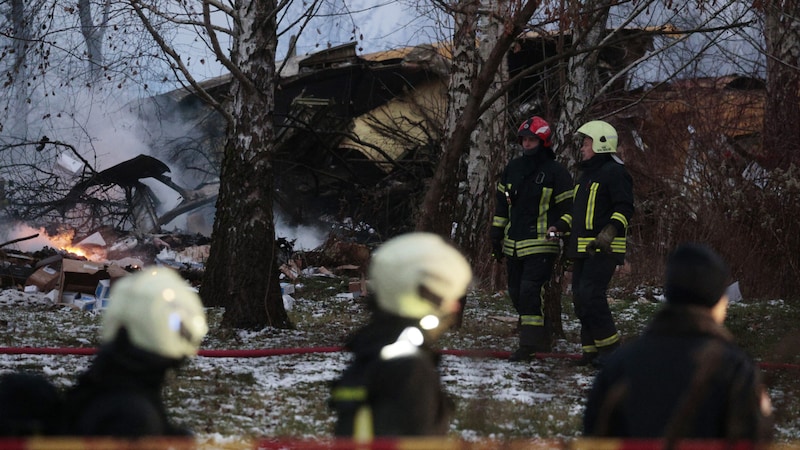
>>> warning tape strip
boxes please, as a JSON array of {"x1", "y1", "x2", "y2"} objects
[
  {"x1": 0, "y1": 437, "x2": 796, "y2": 450},
  {"x1": 0, "y1": 347, "x2": 797, "y2": 371}
]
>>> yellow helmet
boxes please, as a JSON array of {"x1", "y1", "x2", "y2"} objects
[
  {"x1": 101, "y1": 267, "x2": 208, "y2": 360},
  {"x1": 368, "y1": 232, "x2": 472, "y2": 321},
  {"x1": 577, "y1": 120, "x2": 618, "y2": 153}
]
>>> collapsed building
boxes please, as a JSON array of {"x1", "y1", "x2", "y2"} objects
[
  {"x1": 120, "y1": 28, "x2": 671, "y2": 240},
  {"x1": 3, "y1": 27, "x2": 773, "y2": 256}
]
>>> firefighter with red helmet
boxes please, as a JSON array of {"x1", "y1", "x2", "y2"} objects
[
  {"x1": 490, "y1": 116, "x2": 573, "y2": 361},
  {"x1": 549, "y1": 120, "x2": 634, "y2": 367}
]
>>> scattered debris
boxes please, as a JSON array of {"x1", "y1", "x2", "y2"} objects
[{"x1": 2, "y1": 229, "x2": 376, "y2": 307}]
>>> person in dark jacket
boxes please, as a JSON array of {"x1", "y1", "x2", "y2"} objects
[
  {"x1": 62, "y1": 267, "x2": 208, "y2": 437},
  {"x1": 329, "y1": 232, "x2": 472, "y2": 441},
  {"x1": 491, "y1": 116, "x2": 573, "y2": 361},
  {"x1": 549, "y1": 120, "x2": 634, "y2": 367},
  {"x1": 0, "y1": 372, "x2": 62, "y2": 437},
  {"x1": 583, "y1": 243, "x2": 773, "y2": 442}
]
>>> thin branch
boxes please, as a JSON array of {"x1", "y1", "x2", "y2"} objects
[{"x1": 128, "y1": 0, "x2": 233, "y2": 126}]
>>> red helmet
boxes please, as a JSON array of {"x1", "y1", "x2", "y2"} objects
[{"x1": 517, "y1": 116, "x2": 552, "y2": 148}]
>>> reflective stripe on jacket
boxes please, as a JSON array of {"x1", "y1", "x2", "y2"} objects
[
  {"x1": 558, "y1": 154, "x2": 634, "y2": 259},
  {"x1": 491, "y1": 151, "x2": 573, "y2": 258}
]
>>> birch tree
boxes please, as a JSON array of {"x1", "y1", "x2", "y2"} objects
[
  {"x1": 415, "y1": 0, "x2": 540, "y2": 241},
  {"x1": 77, "y1": 0, "x2": 111, "y2": 83},
  {"x1": 198, "y1": 1, "x2": 290, "y2": 329},
  {"x1": 454, "y1": 0, "x2": 510, "y2": 286},
  {"x1": 552, "y1": 0, "x2": 613, "y2": 165}
]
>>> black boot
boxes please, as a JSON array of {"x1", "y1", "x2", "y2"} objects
[
  {"x1": 512, "y1": 325, "x2": 551, "y2": 362},
  {"x1": 509, "y1": 346, "x2": 539, "y2": 362},
  {"x1": 573, "y1": 352, "x2": 598, "y2": 366},
  {"x1": 591, "y1": 342, "x2": 620, "y2": 368}
]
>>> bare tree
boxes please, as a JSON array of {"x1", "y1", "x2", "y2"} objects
[
  {"x1": 449, "y1": 0, "x2": 511, "y2": 289},
  {"x1": 415, "y1": 0, "x2": 540, "y2": 238},
  {"x1": 760, "y1": 0, "x2": 800, "y2": 168},
  {"x1": 199, "y1": 1, "x2": 290, "y2": 329}
]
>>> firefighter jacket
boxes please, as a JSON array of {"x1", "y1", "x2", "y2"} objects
[
  {"x1": 329, "y1": 311, "x2": 453, "y2": 439},
  {"x1": 491, "y1": 149, "x2": 573, "y2": 258},
  {"x1": 554, "y1": 153, "x2": 633, "y2": 262},
  {"x1": 61, "y1": 330, "x2": 191, "y2": 437},
  {"x1": 584, "y1": 304, "x2": 773, "y2": 441}
]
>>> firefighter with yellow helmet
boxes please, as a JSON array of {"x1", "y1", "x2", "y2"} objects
[
  {"x1": 329, "y1": 232, "x2": 472, "y2": 440},
  {"x1": 548, "y1": 120, "x2": 634, "y2": 368},
  {"x1": 62, "y1": 267, "x2": 208, "y2": 436}
]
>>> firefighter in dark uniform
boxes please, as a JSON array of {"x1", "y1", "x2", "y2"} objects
[
  {"x1": 62, "y1": 267, "x2": 208, "y2": 437},
  {"x1": 490, "y1": 116, "x2": 573, "y2": 361},
  {"x1": 329, "y1": 232, "x2": 472, "y2": 441},
  {"x1": 584, "y1": 243, "x2": 773, "y2": 441},
  {"x1": 549, "y1": 120, "x2": 634, "y2": 367}
]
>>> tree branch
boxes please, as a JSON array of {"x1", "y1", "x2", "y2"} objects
[{"x1": 129, "y1": 0, "x2": 233, "y2": 126}]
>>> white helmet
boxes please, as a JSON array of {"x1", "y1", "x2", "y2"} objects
[
  {"x1": 577, "y1": 120, "x2": 618, "y2": 153},
  {"x1": 101, "y1": 267, "x2": 208, "y2": 360},
  {"x1": 368, "y1": 232, "x2": 472, "y2": 320}
]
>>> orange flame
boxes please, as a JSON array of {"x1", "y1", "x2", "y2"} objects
[{"x1": 49, "y1": 230, "x2": 88, "y2": 259}]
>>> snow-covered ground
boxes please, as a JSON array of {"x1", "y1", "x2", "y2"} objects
[{"x1": 1, "y1": 284, "x2": 798, "y2": 444}]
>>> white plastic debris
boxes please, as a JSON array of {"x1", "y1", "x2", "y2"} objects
[{"x1": 282, "y1": 294, "x2": 295, "y2": 311}]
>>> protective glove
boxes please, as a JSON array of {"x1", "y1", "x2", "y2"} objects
[
  {"x1": 586, "y1": 224, "x2": 617, "y2": 255},
  {"x1": 491, "y1": 239, "x2": 504, "y2": 261}
]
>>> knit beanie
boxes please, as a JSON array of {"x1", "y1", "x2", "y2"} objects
[{"x1": 665, "y1": 243, "x2": 730, "y2": 308}]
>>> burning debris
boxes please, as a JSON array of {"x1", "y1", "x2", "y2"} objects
[
  {"x1": 0, "y1": 227, "x2": 210, "y2": 308},
  {"x1": 1, "y1": 226, "x2": 375, "y2": 308}
]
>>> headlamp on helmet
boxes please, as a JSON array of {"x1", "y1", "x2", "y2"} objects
[{"x1": 368, "y1": 232, "x2": 472, "y2": 321}]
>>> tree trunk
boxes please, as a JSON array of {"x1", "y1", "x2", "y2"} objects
[
  {"x1": 416, "y1": 0, "x2": 479, "y2": 240},
  {"x1": 77, "y1": 0, "x2": 106, "y2": 83},
  {"x1": 199, "y1": 1, "x2": 291, "y2": 330},
  {"x1": 762, "y1": 0, "x2": 800, "y2": 168},
  {"x1": 10, "y1": 0, "x2": 29, "y2": 139},
  {"x1": 415, "y1": 0, "x2": 540, "y2": 241},
  {"x1": 548, "y1": 0, "x2": 611, "y2": 337},
  {"x1": 554, "y1": 0, "x2": 610, "y2": 165},
  {"x1": 453, "y1": 0, "x2": 510, "y2": 288}
]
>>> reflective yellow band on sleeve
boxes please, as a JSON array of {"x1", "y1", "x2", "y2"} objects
[
  {"x1": 611, "y1": 212, "x2": 628, "y2": 228},
  {"x1": 331, "y1": 386, "x2": 367, "y2": 402},
  {"x1": 492, "y1": 217, "x2": 509, "y2": 228},
  {"x1": 577, "y1": 237, "x2": 627, "y2": 254}
]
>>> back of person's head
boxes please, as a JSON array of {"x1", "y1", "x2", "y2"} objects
[
  {"x1": 665, "y1": 243, "x2": 730, "y2": 308},
  {"x1": 368, "y1": 232, "x2": 472, "y2": 328},
  {"x1": 0, "y1": 372, "x2": 62, "y2": 436},
  {"x1": 102, "y1": 267, "x2": 208, "y2": 361}
]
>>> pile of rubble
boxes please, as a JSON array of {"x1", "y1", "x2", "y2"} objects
[
  {"x1": 0, "y1": 229, "x2": 211, "y2": 310},
  {"x1": 1, "y1": 229, "x2": 373, "y2": 311}
]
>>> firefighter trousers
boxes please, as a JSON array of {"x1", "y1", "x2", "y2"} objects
[
  {"x1": 571, "y1": 253, "x2": 620, "y2": 353},
  {"x1": 506, "y1": 253, "x2": 556, "y2": 347}
]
